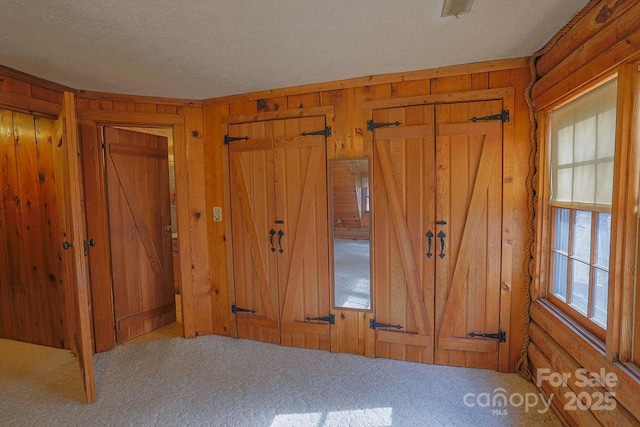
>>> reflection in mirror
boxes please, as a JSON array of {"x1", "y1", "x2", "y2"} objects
[{"x1": 331, "y1": 158, "x2": 371, "y2": 310}]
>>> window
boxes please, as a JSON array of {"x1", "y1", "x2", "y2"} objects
[
  {"x1": 547, "y1": 78, "x2": 617, "y2": 337},
  {"x1": 362, "y1": 177, "x2": 370, "y2": 213}
]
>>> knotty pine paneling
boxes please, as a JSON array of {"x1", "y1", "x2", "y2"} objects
[
  {"x1": 77, "y1": 96, "x2": 213, "y2": 350},
  {"x1": 0, "y1": 68, "x2": 66, "y2": 118},
  {"x1": 0, "y1": 109, "x2": 69, "y2": 349},
  {"x1": 207, "y1": 60, "x2": 531, "y2": 369},
  {"x1": 1, "y1": 54, "x2": 532, "y2": 373}
]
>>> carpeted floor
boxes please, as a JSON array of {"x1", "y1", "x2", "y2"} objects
[
  {"x1": 0, "y1": 335, "x2": 560, "y2": 426},
  {"x1": 334, "y1": 239, "x2": 371, "y2": 310}
]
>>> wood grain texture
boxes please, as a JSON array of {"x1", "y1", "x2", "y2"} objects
[
  {"x1": 204, "y1": 58, "x2": 527, "y2": 106},
  {"x1": 274, "y1": 117, "x2": 330, "y2": 351},
  {"x1": 372, "y1": 105, "x2": 434, "y2": 364},
  {"x1": 203, "y1": 103, "x2": 233, "y2": 336},
  {"x1": 0, "y1": 110, "x2": 69, "y2": 348},
  {"x1": 58, "y1": 92, "x2": 96, "y2": 402},
  {"x1": 104, "y1": 128, "x2": 176, "y2": 343},
  {"x1": 531, "y1": 2, "x2": 640, "y2": 424},
  {"x1": 228, "y1": 122, "x2": 280, "y2": 344}
]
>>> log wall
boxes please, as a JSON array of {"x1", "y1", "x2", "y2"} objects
[{"x1": 532, "y1": 0, "x2": 640, "y2": 424}]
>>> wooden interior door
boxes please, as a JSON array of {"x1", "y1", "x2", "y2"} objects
[
  {"x1": 434, "y1": 101, "x2": 503, "y2": 370},
  {"x1": 274, "y1": 117, "x2": 331, "y2": 351},
  {"x1": 104, "y1": 127, "x2": 176, "y2": 343},
  {"x1": 56, "y1": 92, "x2": 96, "y2": 402},
  {"x1": 228, "y1": 117, "x2": 331, "y2": 349},
  {"x1": 228, "y1": 121, "x2": 280, "y2": 344},
  {"x1": 371, "y1": 105, "x2": 435, "y2": 363}
]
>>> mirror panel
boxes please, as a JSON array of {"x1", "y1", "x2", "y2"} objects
[{"x1": 331, "y1": 158, "x2": 371, "y2": 310}]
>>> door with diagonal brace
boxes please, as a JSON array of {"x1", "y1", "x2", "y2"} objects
[
  {"x1": 228, "y1": 116, "x2": 331, "y2": 350},
  {"x1": 371, "y1": 100, "x2": 504, "y2": 369},
  {"x1": 105, "y1": 127, "x2": 176, "y2": 343}
]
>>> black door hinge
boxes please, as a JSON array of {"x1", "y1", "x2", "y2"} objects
[
  {"x1": 367, "y1": 120, "x2": 401, "y2": 131},
  {"x1": 305, "y1": 314, "x2": 335, "y2": 324},
  {"x1": 300, "y1": 126, "x2": 332, "y2": 137},
  {"x1": 470, "y1": 110, "x2": 510, "y2": 123},
  {"x1": 224, "y1": 135, "x2": 249, "y2": 145},
  {"x1": 468, "y1": 331, "x2": 506, "y2": 343},
  {"x1": 370, "y1": 319, "x2": 403, "y2": 330},
  {"x1": 231, "y1": 304, "x2": 256, "y2": 314}
]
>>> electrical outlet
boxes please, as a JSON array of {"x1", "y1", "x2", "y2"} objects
[{"x1": 213, "y1": 207, "x2": 222, "y2": 222}]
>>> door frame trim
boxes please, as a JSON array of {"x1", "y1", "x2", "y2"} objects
[{"x1": 79, "y1": 112, "x2": 189, "y2": 352}]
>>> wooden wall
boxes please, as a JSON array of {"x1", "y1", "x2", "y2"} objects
[
  {"x1": 75, "y1": 94, "x2": 213, "y2": 350},
  {"x1": 0, "y1": 109, "x2": 70, "y2": 349},
  {"x1": 202, "y1": 57, "x2": 532, "y2": 367},
  {"x1": 531, "y1": 0, "x2": 640, "y2": 425},
  {"x1": 0, "y1": 65, "x2": 67, "y2": 118},
  {"x1": 0, "y1": 68, "x2": 76, "y2": 350},
  {"x1": 1, "y1": 33, "x2": 536, "y2": 376}
]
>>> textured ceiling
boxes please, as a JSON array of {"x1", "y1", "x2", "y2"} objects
[{"x1": 0, "y1": 0, "x2": 590, "y2": 100}]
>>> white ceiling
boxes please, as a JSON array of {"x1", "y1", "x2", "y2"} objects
[{"x1": 0, "y1": 0, "x2": 589, "y2": 100}]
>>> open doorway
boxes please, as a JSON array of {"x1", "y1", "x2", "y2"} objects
[{"x1": 103, "y1": 126, "x2": 182, "y2": 345}]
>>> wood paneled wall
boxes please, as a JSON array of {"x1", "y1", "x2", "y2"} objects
[
  {"x1": 0, "y1": 109, "x2": 70, "y2": 349},
  {"x1": 0, "y1": 65, "x2": 68, "y2": 118},
  {"x1": 74, "y1": 94, "x2": 214, "y2": 349},
  {"x1": 1, "y1": 37, "x2": 535, "y2": 376},
  {"x1": 203, "y1": 57, "x2": 532, "y2": 369},
  {"x1": 532, "y1": 0, "x2": 640, "y2": 424}
]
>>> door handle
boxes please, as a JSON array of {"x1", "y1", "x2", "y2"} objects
[
  {"x1": 269, "y1": 229, "x2": 276, "y2": 252},
  {"x1": 277, "y1": 230, "x2": 284, "y2": 254},
  {"x1": 425, "y1": 230, "x2": 433, "y2": 258},
  {"x1": 437, "y1": 231, "x2": 446, "y2": 259}
]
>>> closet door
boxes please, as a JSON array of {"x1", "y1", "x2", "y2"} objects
[
  {"x1": 273, "y1": 117, "x2": 331, "y2": 350},
  {"x1": 371, "y1": 105, "x2": 435, "y2": 363},
  {"x1": 228, "y1": 121, "x2": 280, "y2": 344},
  {"x1": 434, "y1": 101, "x2": 503, "y2": 370}
]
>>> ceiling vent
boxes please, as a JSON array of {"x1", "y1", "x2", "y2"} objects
[{"x1": 441, "y1": 0, "x2": 474, "y2": 17}]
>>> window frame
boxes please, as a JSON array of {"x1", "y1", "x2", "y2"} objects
[
  {"x1": 541, "y1": 74, "x2": 619, "y2": 343},
  {"x1": 547, "y1": 206, "x2": 610, "y2": 341},
  {"x1": 536, "y1": 64, "x2": 640, "y2": 370},
  {"x1": 362, "y1": 177, "x2": 370, "y2": 214}
]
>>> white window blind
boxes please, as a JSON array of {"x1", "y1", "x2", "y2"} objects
[{"x1": 550, "y1": 78, "x2": 617, "y2": 206}]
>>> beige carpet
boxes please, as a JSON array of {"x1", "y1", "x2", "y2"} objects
[{"x1": 0, "y1": 336, "x2": 560, "y2": 426}]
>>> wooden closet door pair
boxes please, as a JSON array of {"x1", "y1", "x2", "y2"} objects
[
  {"x1": 228, "y1": 117, "x2": 331, "y2": 351},
  {"x1": 372, "y1": 100, "x2": 504, "y2": 370}
]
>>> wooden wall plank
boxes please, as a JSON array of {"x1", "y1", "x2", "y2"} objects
[
  {"x1": 181, "y1": 106, "x2": 213, "y2": 336},
  {"x1": 530, "y1": 322, "x2": 638, "y2": 426},
  {"x1": 321, "y1": 89, "x2": 356, "y2": 158},
  {"x1": 204, "y1": 58, "x2": 527, "y2": 106},
  {"x1": 35, "y1": 117, "x2": 67, "y2": 348},
  {"x1": 15, "y1": 112, "x2": 54, "y2": 346},
  {"x1": 535, "y1": 0, "x2": 636, "y2": 77},
  {"x1": 203, "y1": 104, "x2": 232, "y2": 336},
  {"x1": 0, "y1": 110, "x2": 17, "y2": 341},
  {"x1": 531, "y1": 303, "x2": 640, "y2": 420}
]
